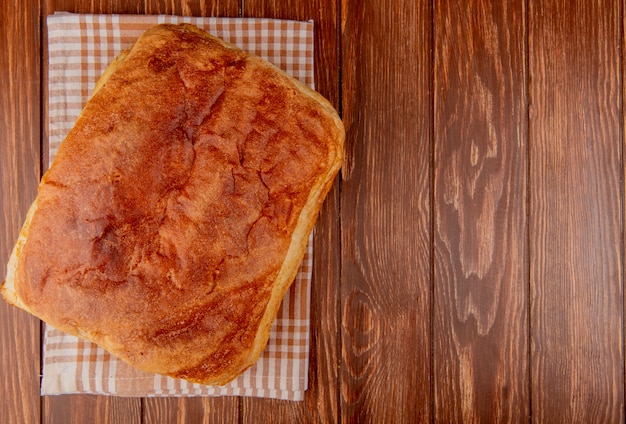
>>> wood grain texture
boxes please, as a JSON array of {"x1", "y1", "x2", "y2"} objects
[
  {"x1": 241, "y1": 1, "x2": 341, "y2": 422},
  {"x1": 0, "y1": 0, "x2": 42, "y2": 423},
  {"x1": 143, "y1": 397, "x2": 239, "y2": 424},
  {"x1": 529, "y1": 0, "x2": 624, "y2": 422},
  {"x1": 433, "y1": 1, "x2": 529, "y2": 422},
  {"x1": 340, "y1": 0, "x2": 431, "y2": 422},
  {"x1": 43, "y1": 396, "x2": 141, "y2": 424},
  {"x1": 45, "y1": 1, "x2": 238, "y2": 18},
  {"x1": 143, "y1": 0, "x2": 239, "y2": 16},
  {"x1": 45, "y1": 0, "x2": 143, "y2": 14}
]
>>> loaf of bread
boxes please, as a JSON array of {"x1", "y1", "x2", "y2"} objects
[{"x1": 1, "y1": 23, "x2": 344, "y2": 385}]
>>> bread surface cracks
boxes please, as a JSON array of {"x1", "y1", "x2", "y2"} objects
[
  {"x1": 55, "y1": 27, "x2": 301, "y2": 377},
  {"x1": 3, "y1": 24, "x2": 345, "y2": 386}
]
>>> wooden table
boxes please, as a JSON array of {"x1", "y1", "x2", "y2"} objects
[{"x1": 2, "y1": 0, "x2": 625, "y2": 422}]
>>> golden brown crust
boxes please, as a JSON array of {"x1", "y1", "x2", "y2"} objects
[{"x1": 1, "y1": 23, "x2": 344, "y2": 385}]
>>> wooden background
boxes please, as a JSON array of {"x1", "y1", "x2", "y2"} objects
[{"x1": 1, "y1": 0, "x2": 625, "y2": 422}]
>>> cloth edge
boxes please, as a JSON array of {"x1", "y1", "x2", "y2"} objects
[{"x1": 48, "y1": 11, "x2": 314, "y2": 28}]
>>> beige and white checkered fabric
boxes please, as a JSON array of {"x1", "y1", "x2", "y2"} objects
[{"x1": 42, "y1": 13, "x2": 314, "y2": 401}]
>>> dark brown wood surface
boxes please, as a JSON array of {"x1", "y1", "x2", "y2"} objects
[
  {"x1": 341, "y1": 0, "x2": 432, "y2": 422},
  {"x1": 0, "y1": 0, "x2": 41, "y2": 423},
  {"x1": 3, "y1": 0, "x2": 626, "y2": 422},
  {"x1": 529, "y1": 1, "x2": 624, "y2": 422},
  {"x1": 433, "y1": 1, "x2": 528, "y2": 422}
]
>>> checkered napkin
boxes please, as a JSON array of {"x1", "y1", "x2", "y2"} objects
[{"x1": 42, "y1": 13, "x2": 315, "y2": 401}]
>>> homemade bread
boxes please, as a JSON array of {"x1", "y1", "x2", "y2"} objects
[{"x1": 1, "y1": 23, "x2": 344, "y2": 385}]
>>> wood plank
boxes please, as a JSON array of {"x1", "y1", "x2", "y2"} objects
[
  {"x1": 340, "y1": 0, "x2": 431, "y2": 422},
  {"x1": 529, "y1": 0, "x2": 624, "y2": 422},
  {"x1": 143, "y1": 397, "x2": 239, "y2": 424},
  {"x1": 241, "y1": 0, "x2": 341, "y2": 422},
  {"x1": 432, "y1": 1, "x2": 529, "y2": 421},
  {"x1": 144, "y1": 0, "x2": 240, "y2": 16},
  {"x1": 43, "y1": 396, "x2": 141, "y2": 424},
  {"x1": 45, "y1": 1, "x2": 238, "y2": 18},
  {"x1": 0, "y1": 0, "x2": 42, "y2": 423},
  {"x1": 45, "y1": 0, "x2": 143, "y2": 14}
]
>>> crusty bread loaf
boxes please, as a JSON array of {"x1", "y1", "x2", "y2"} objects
[{"x1": 1, "y1": 23, "x2": 343, "y2": 385}]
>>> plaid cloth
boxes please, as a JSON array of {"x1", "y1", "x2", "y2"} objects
[{"x1": 42, "y1": 13, "x2": 315, "y2": 401}]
